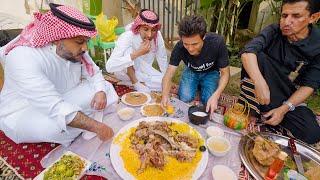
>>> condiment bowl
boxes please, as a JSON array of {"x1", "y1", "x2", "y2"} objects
[
  {"x1": 206, "y1": 126, "x2": 224, "y2": 137},
  {"x1": 188, "y1": 105, "x2": 209, "y2": 125},
  {"x1": 117, "y1": 107, "x2": 135, "y2": 121},
  {"x1": 206, "y1": 136, "x2": 231, "y2": 157},
  {"x1": 212, "y1": 165, "x2": 237, "y2": 180}
]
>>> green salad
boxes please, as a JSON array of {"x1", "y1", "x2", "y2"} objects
[{"x1": 43, "y1": 154, "x2": 85, "y2": 180}]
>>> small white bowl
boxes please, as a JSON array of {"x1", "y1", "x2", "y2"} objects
[
  {"x1": 206, "y1": 136, "x2": 231, "y2": 157},
  {"x1": 206, "y1": 126, "x2": 224, "y2": 137},
  {"x1": 117, "y1": 107, "x2": 135, "y2": 121},
  {"x1": 212, "y1": 165, "x2": 237, "y2": 180}
]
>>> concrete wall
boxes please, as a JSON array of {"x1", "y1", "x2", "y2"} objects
[{"x1": 0, "y1": 0, "x2": 31, "y2": 25}]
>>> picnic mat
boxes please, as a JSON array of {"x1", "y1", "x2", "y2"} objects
[
  {"x1": 39, "y1": 96, "x2": 243, "y2": 180},
  {"x1": 0, "y1": 79, "x2": 318, "y2": 180},
  {"x1": 0, "y1": 84, "x2": 132, "y2": 180}
]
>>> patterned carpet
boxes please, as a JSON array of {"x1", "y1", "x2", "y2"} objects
[
  {"x1": 0, "y1": 155, "x2": 24, "y2": 179},
  {"x1": 0, "y1": 84, "x2": 133, "y2": 180}
]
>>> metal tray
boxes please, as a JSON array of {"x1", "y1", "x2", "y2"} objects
[{"x1": 239, "y1": 132, "x2": 320, "y2": 179}]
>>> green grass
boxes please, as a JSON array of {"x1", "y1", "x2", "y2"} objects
[
  {"x1": 224, "y1": 72, "x2": 241, "y2": 96},
  {"x1": 307, "y1": 93, "x2": 320, "y2": 114}
]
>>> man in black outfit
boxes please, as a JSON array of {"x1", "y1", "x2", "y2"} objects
[
  {"x1": 161, "y1": 15, "x2": 230, "y2": 118},
  {"x1": 240, "y1": 0, "x2": 320, "y2": 144}
]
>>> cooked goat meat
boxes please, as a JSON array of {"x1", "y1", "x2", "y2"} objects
[
  {"x1": 137, "y1": 152, "x2": 151, "y2": 174},
  {"x1": 137, "y1": 121, "x2": 149, "y2": 129},
  {"x1": 151, "y1": 129, "x2": 180, "y2": 150},
  {"x1": 149, "y1": 148, "x2": 165, "y2": 169},
  {"x1": 252, "y1": 136, "x2": 280, "y2": 166},
  {"x1": 154, "y1": 121, "x2": 171, "y2": 133},
  {"x1": 131, "y1": 121, "x2": 200, "y2": 173},
  {"x1": 134, "y1": 128, "x2": 149, "y2": 140},
  {"x1": 176, "y1": 133, "x2": 199, "y2": 148},
  {"x1": 168, "y1": 150, "x2": 196, "y2": 162}
]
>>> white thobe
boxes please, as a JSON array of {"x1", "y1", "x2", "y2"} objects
[
  {"x1": 0, "y1": 44, "x2": 118, "y2": 146},
  {"x1": 105, "y1": 30, "x2": 168, "y2": 91}
]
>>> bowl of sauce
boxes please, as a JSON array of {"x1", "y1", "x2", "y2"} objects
[
  {"x1": 188, "y1": 105, "x2": 209, "y2": 125},
  {"x1": 206, "y1": 136, "x2": 231, "y2": 157}
]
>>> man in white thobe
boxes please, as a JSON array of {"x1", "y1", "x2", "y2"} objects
[
  {"x1": 0, "y1": 3, "x2": 117, "y2": 146},
  {"x1": 105, "y1": 9, "x2": 168, "y2": 92}
]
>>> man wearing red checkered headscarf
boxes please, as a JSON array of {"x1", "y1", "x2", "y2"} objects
[
  {"x1": 0, "y1": 3, "x2": 118, "y2": 145},
  {"x1": 106, "y1": 9, "x2": 168, "y2": 92}
]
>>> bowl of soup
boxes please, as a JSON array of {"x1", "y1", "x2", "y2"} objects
[{"x1": 206, "y1": 136, "x2": 231, "y2": 157}]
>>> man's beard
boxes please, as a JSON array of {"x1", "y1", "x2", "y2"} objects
[
  {"x1": 56, "y1": 42, "x2": 85, "y2": 63},
  {"x1": 63, "y1": 51, "x2": 85, "y2": 63}
]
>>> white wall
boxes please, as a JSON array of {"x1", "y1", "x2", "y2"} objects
[{"x1": 0, "y1": 0, "x2": 31, "y2": 24}]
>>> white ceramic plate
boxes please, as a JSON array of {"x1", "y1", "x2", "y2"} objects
[
  {"x1": 140, "y1": 103, "x2": 165, "y2": 117},
  {"x1": 34, "y1": 151, "x2": 91, "y2": 180},
  {"x1": 212, "y1": 165, "x2": 237, "y2": 180},
  {"x1": 121, "y1": 92, "x2": 151, "y2": 107},
  {"x1": 110, "y1": 117, "x2": 208, "y2": 180}
]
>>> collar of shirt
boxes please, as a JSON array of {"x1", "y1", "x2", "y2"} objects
[{"x1": 290, "y1": 25, "x2": 318, "y2": 47}]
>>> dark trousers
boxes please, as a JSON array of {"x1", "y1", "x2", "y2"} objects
[{"x1": 240, "y1": 52, "x2": 320, "y2": 144}]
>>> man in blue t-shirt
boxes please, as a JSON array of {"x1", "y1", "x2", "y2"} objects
[{"x1": 161, "y1": 15, "x2": 230, "y2": 117}]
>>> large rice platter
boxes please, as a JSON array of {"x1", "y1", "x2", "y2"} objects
[{"x1": 110, "y1": 117, "x2": 208, "y2": 180}]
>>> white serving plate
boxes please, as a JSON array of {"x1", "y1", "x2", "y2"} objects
[
  {"x1": 110, "y1": 117, "x2": 208, "y2": 180},
  {"x1": 34, "y1": 151, "x2": 91, "y2": 180},
  {"x1": 140, "y1": 103, "x2": 165, "y2": 117},
  {"x1": 121, "y1": 92, "x2": 151, "y2": 107}
]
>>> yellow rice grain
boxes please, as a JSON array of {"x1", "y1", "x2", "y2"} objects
[{"x1": 115, "y1": 123, "x2": 204, "y2": 180}]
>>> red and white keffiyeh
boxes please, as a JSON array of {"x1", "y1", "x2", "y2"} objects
[
  {"x1": 131, "y1": 9, "x2": 161, "y2": 51},
  {"x1": 131, "y1": 9, "x2": 161, "y2": 34},
  {"x1": 5, "y1": 4, "x2": 97, "y2": 76}
]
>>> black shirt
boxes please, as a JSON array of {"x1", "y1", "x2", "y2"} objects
[
  {"x1": 241, "y1": 24, "x2": 320, "y2": 90},
  {"x1": 169, "y1": 32, "x2": 229, "y2": 72}
]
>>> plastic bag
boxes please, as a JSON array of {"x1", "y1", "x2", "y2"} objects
[{"x1": 96, "y1": 13, "x2": 118, "y2": 42}]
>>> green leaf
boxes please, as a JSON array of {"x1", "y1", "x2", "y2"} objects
[{"x1": 200, "y1": 0, "x2": 213, "y2": 9}]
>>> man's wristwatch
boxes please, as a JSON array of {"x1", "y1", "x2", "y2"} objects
[{"x1": 283, "y1": 101, "x2": 295, "y2": 111}]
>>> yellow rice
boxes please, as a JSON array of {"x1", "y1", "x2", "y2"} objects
[{"x1": 114, "y1": 123, "x2": 204, "y2": 180}]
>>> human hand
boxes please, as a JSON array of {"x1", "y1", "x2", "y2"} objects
[
  {"x1": 206, "y1": 94, "x2": 219, "y2": 119},
  {"x1": 96, "y1": 123, "x2": 114, "y2": 141},
  {"x1": 263, "y1": 105, "x2": 289, "y2": 126},
  {"x1": 254, "y1": 78, "x2": 270, "y2": 105},
  {"x1": 137, "y1": 40, "x2": 151, "y2": 56},
  {"x1": 161, "y1": 95, "x2": 170, "y2": 107},
  {"x1": 91, "y1": 91, "x2": 107, "y2": 110}
]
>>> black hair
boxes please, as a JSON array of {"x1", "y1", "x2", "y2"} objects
[
  {"x1": 178, "y1": 15, "x2": 207, "y2": 39},
  {"x1": 282, "y1": 0, "x2": 320, "y2": 14}
]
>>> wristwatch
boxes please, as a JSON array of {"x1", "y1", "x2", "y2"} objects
[{"x1": 283, "y1": 101, "x2": 295, "y2": 111}]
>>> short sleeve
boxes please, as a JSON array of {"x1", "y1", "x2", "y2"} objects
[
  {"x1": 169, "y1": 42, "x2": 182, "y2": 66},
  {"x1": 216, "y1": 37, "x2": 229, "y2": 68}
]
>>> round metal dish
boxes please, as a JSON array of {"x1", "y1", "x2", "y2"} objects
[{"x1": 239, "y1": 132, "x2": 320, "y2": 180}]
